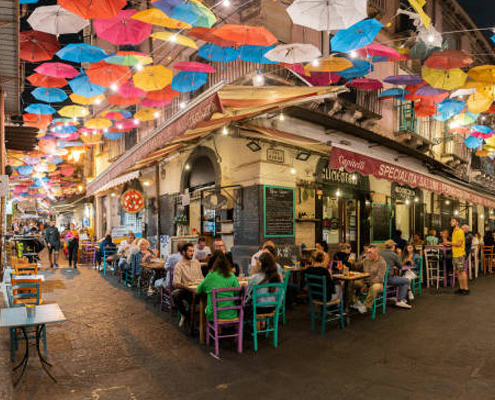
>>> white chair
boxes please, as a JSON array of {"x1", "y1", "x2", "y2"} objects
[{"x1": 424, "y1": 246, "x2": 441, "y2": 289}]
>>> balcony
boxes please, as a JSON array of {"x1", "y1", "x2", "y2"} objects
[
  {"x1": 394, "y1": 102, "x2": 434, "y2": 152},
  {"x1": 441, "y1": 138, "x2": 470, "y2": 167}
]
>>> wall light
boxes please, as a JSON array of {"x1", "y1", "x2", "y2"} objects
[
  {"x1": 296, "y1": 151, "x2": 310, "y2": 161},
  {"x1": 246, "y1": 141, "x2": 262, "y2": 152},
  {"x1": 445, "y1": 200, "x2": 450, "y2": 205},
  {"x1": 185, "y1": 163, "x2": 191, "y2": 170},
  {"x1": 222, "y1": 126, "x2": 228, "y2": 135},
  {"x1": 290, "y1": 167, "x2": 297, "y2": 175},
  {"x1": 405, "y1": 199, "x2": 411, "y2": 205},
  {"x1": 336, "y1": 189, "x2": 342, "y2": 197}
]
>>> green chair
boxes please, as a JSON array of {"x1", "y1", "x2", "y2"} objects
[
  {"x1": 371, "y1": 266, "x2": 390, "y2": 320},
  {"x1": 306, "y1": 274, "x2": 344, "y2": 335},
  {"x1": 250, "y1": 283, "x2": 284, "y2": 351},
  {"x1": 281, "y1": 270, "x2": 291, "y2": 325},
  {"x1": 412, "y1": 258, "x2": 423, "y2": 296}
]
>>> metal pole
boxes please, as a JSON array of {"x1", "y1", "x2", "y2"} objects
[
  {"x1": 0, "y1": 89, "x2": 6, "y2": 276},
  {"x1": 155, "y1": 163, "x2": 161, "y2": 240}
]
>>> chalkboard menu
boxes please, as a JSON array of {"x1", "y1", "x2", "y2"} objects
[
  {"x1": 371, "y1": 202, "x2": 391, "y2": 242},
  {"x1": 263, "y1": 185, "x2": 295, "y2": 237}
]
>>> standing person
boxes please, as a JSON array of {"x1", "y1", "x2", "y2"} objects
[
  {"x1": 45, "y1": 220, "x2": 61, "y2": 268},
  {"x1": 450, "y1": 219, "x2": 468, "y2": 294},
  {"x1": 65, "y1": 223, "x2": 79, "y2": 269},
  {"x1": 193, "y1": 237, "x2": 211, "y2": 262}
]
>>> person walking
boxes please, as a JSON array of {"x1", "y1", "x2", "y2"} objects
[
  {"x1": 66, "y1": 223, "x2": 80, "y2": 269},
  {"x1": 45, "y1": 220, "x2": 61, "y2": 268},
  {"x1": 451, "y1": 218, "x2": 468, "y2": 294}
]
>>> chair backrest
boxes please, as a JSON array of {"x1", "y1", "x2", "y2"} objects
[
  {"x1": 211, "y1": 286, "x2": 245, "y2": 323},
  {"x1": 8, "y1": 278, "x2": 41, "y2": 307},
  {"x1": 306, "y1": 274, "x2": 328, "y2": 304},
  {"x1": 13, "y1": 264, "x2": 37, "y2": 275},
  {"x1": 482, "y1": 246, "x2": 494, "y2": 255},
  {"x1": 103, "y1": 246, "x2": 118, "y2": 256},
  {"x1": 167, "y1": 264, "x2": 175, "y2": 291},
  {"x1": 252, "y1": 283, "x2": 284, "y2": 314}
]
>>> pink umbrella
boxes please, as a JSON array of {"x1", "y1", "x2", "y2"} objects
[
  {"x1": 94, "y1": 10, "x2": 152, "y2": 45},
  {"x1": 54, "y1": 132, "x2": 80, "y2": 140},
  {"x1": 174, "y1": 61, "x2": 216, "y2": 74},
  {"x1": 356, "y1": 44, "x2": 400, "y2": 60},
  {"x1": 141, "y1": 98, "x2": 172, "y2": 108},
  {"x1": 281, "y1": 63, "x2": 306, "y2": 76},
  {"x1": 115, "y1": 118, "x2": 139, "y2": 130},
  {"x1": 345, "y1": 78, "x2": 383, "y2": 90},
  {"x1": 471, "y1": 131, "x2": 493, "y2": 139},
  {"x1": 307, "y1": 72, "x2": 341, "y2": 86},
  {"x1": 60, "y1": 165, "x2": 76, "y2": 177},
  {"x1": 118, "y1": 80, "x2": 146, "y2": 98},
  {"x1": 35, "y1": 62, "x2": 79, "y2": 79}
]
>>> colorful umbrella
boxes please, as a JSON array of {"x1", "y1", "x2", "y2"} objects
[
  {"x1": 102, "y1": 109, "x2": 131, "y2": 120},
  {"x1": 286, "y1": 0, "x2": 368, "y2": 31},
  {"x1": 198, "y1": 44, "x2": 239, "y2": 63},
  {"x1": 69, "y1": 93, "x2": 106, "y2": 105},
  {"x1": 437, "y1": 99, "x2": 465, "y2": 119},
  {"x1": 151, "y1": 31, "x2": 198, "y2": 49},
  {"x1": 17, "y1": 165, "x2": 34, "y2": 176},
  {"x1": 27, "y1": 5, "x2": 89, "y2": 35},
  {"x1": 25, "y1": 103, "x2": 56, "y2": 115},
  {"x1": 23, "y1": 113, "x2": 52, "y2": 129},
  {"x1": 69, "y1": 73, "x2": 106, "y2": 97},
  {"x1": 422, "y1": 67, "x2": 467, "y2": 90},
  {"x1": 27, "y1": 73, "x2": 67, "y2": 88},
  {"x1": 450, "y1": 88, "x2": 477, "y2": 98},
  {"x1": 338, "y1": 59, "x2": 373, "y2": 79},
  {"x1": 31, "y1": 87, "x2": 67, "y2": 103},
  {"x1": 237, "y1": 45, "x2": 277, "y2": 65},
  {"x1": 134, "y1": 108, "x2": 160, "y2": 122},
  {"x1": 452, "y1": 112, "x2": 479, "y2": 126},
  {"x1": 141, "y1": 98, "x2": 171, "y2": 108},
  {"x1": 330, "y1": 19, "x2": 383, "y2": 53},
  {"x1": 58, "y1": 105, "x2": 89, "y2": 118},
  {"x1": 213, "y1": 25, "x2": 278, "y2": 46},
  {"x1": 415, "y1": 85, "x2": 448, "y2": 96},
  {"x1": 264, "y1": 43, "x2": 321, "y2": 64},
  {"x1": 306, "y1": 71, "x2": 341, "y2": 86},
  {"x1": 57, "y1": 0, "x2": 126, "y2": 19},
  {"x1": 35, "y1": 63, "x2": 79, "y2": 79},
  {"x1": 160, "y1": 0, "x2": 216, "y2": 28},
  {"x1": 467, "y1": 92, "x2": 493, "y2": 114},
  {"x1": 118, "y1": 80, "x2": 146, "y2": 98},
  {"x1": 477, "y1": 84, "x2": 495, "y2": 99},
  {"x1": 107, "y1": 95, "x2": 141, "y2": 106},
  {"x1": 146, "y1": 86, "x2": 180, "y2": 101},
  {"x1": 87, "y1": 61, "x2": 130, "y2": 88},
  {"x1": 355, "y1": 43, "x2": 400, "y2": 60},
  {"x1": 51, "y1": 124, "x2": 78, "y2": 133},
  {"x1": 171, "y1": 71, "x2": 208, "y2": 92},
  {"x1": 471, "y1": 124, "x2": 492, "y2": 134},
  {"x1": 378, "y1": 88, "x2": 410, "y2": 100},
  {"x1": 303, "y1": 56, "x2": 353, "y2": 73},
  {"x1": 114, "y1": 119, "x2": 139, "y2": 130},
  {"x1": 104, "y1": 131, "x2": 124, "y2": 141},
  {"x1": 464, "y1": 135, "x2": 483, "y2": 149},
  {"x1": 130, "y1": 8, "x2": 191, "y2": 29},
  {"x1": 56, "y1": 43, "x2": 107, "y2": 64},
  {"x1": 188, "y1": 27, "x2": 236, "y2": 47},
  {"x1": 345, "y1": 78, "x2": 383, "y2": 90},
  {"x1": 85, "y1": 118, "x2": 113, "y2": 130},
  {"x1": 133, "y1": 65, "x2": 172, "y2": 91},
  {"x1": 174, "y1": 61, "x2": 216, "y2": 73},
  {"x1": 20, "y1": 30, "x2": 60, "y2": 62},
  {"x1": 475, "y1": 150, "x2": 490, "y2": 157},
  {"x1": 104, "y1": 51, "x2": 153, "y2": 66},
  {"x1": 424, "y1": 50, "x2": 473, "y2": 70},
  {"x1": 467, "y1": 65, "x2": 495, "y2": 83},
  {"x1": 94, "y1": 10, "x2": 152, "y2": 46}
]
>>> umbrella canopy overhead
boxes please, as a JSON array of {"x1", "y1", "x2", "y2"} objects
[
  {"x1": 171, "y1": 70, "x2": 208, "y2": 92},
  {"x1": 146, "y1": 86, "x2": 180, "y2": 101},
  {"x1": 58, "y1": 105, "x2": 89, "y2": 118},
  {"x1": 25, "y1": 103, "x2": 56, "y2": 115},
  {"x1": 384, "y1": 75, "x2": 423, "y2": 85},
  {"x1": 213, "y1": 25, "x2": 278, "y2": 46},
  {"x1": 141, "y1": 98, "x2": 171, "y2": 108},
  {"x1": 134, "y1": 108, "x2": 160, "y2": 122},
  {"x1": 158, "y1": 0, "x2": 217, "y2": 28},
  {"x1": 437, "y1": 99, "x2": 465, "y2": 119},
  {"x1": 198, "y1": 44, "x2": 239, "y2": 62},
  {"x1": 188, "y1": 27, "x2": 236, "y2": 47},
  {"x1": 338, "y1": 59, "x2": 373, "y2": 79},
  {"x1": 415, "y1": 85, "x2": 448, "y2": 96},
  {"x1": 35, "y1": 62, "x2": 79, "y2": 79},
  {"x1": 424, "y1": 49, "x2": 473, "y2": 70},
  {"x1": 264, "y1": 43, "x2": 321, "y2": 64},
  {"x1": 378, "y1": 88, "x2": 410, "y2": 100},
  {"x1": 20, "y1": 30, "x2": 60, "y2": 62},
  {"x1": 102, "y1": 109, "x2": 131, "y2": 120},
  {"x1": 118, "y1": 80, "x2": 147, "y2": 98},
  {"x1": 94, "y1": 10, "x2": 152, "y2": 45},
  {"x1": 422, "y1": 67, "x2": 467, "y2": 90},
  {"x1": 105, "y1": 51, "x2": 153, "y2": 66},
  {"x1": 174, "y1": 61, "x2": 216, "y2": 73},
  {"x1": 464, "y1": 135, "x2": 483, "y2": 149},
  {"x1": 130, "y1": 8, "x2": 192, "y2": 29},
  {"x1": 345, "y1": 78, "x2": 383, "y2": 90},
  {"x1": 69, "y1": 93, "x2": 106, "y2": 105},
  {"x1": 286, "y1": 0, "x2": 368, "y2": 31},
  {"x1": 31, "y1": 87, "x2": 68, "y2": 103},
  {"x1": 27, "y1": 73, "x2": 67, "y2": 88},
  {"x1": 86, "y1": 61, "x2": 130, "y2": 88},
  {"x1": 57, "y1": 0, "x2": 127, "y2": 20},
  {"x1": 69, "y1": 73, "x2": 106, "y2": 97},
  {"x1": 355, "y1": 43, "x2": 400, "y2": 60},
  {"x1": 56, "y1": 43, "x2": 107, "y2": 64},
  {"x1": 107, "y1": 95, "x2": 141, "y2": 106},
  {"x1": 466, "y1": 92, "x2": 493, "y2": 114},
  {"x1": 133, "y1": 65, "x2": 173, "y2": 91},
  {"x1": 330, "y1": 19, "x2": 383, "y2": 53},
  {"x1": 27, "y1": 5, "x2": 89, "y2": 35},
  {"x1": 84, "y1": 118, "x2": 112, "y2": 130},
  {"x1": 468, "y1": 65, "x2": 495, "y2": 83},
  {"x1": 238, "y1": 45, "x2": 277, "y2": 65},
  {"x1": 151, "y1": 31, "x2": 198, "y2": 49},
  {"x1": 304, "y1": 56, "x2": 353, "y2": 73}
]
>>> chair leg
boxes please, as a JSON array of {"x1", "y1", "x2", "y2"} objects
[
  {"x1": 206, "y1": 324, "x2": 210, "y2": 346},
  {"x1": 320, "y1": 305, "x2": 326, "y2": 335},
  {"x1": 273, "y1": 317, "x2": 279, "y2": 349},
  {"x1": 253, "y1": 319, "x2": 258, "y2": 351},
  {"x1": 9, "y1": 328, "x2": 15, "y2": 362},
  {"x1": 339, "y1": 301, "x2": 344, "y2": 329},
  {"x1": 214, "y1": 328, "x2": 220, "y2": 357},
  {"x1": 372, "y1": 299, "x2": 377, "y2": 320},
  {"x1": 382, "y1": 294, "x2": 386, "y2": 314},
  {"x1": 237, "y1": 322, "x2": 243, "y2": 354},
  {"x1": 282, "y1": 297, "x2": 287, "y2": 325},
  {"x1": 43, "y1": 326, "x2": 48, "y2": 358}
]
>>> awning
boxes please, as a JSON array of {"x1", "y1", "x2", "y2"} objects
[
  {"x1": 92, "y1": 170, "x2": 140, "y2": 195},
  {"x1": 330, "y1": 147, "x2": 495, "y2": 209},
  {"x1": 127, "y1": 144, "x2": 183, "y2": 173}
]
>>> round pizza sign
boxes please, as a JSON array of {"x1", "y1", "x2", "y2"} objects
[{"x1": 121, "y1": 189, "x2": 145, "y2": 214}]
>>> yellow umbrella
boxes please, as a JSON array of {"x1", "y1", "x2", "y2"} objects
[
  {"x1": 58, "y1": 105, "x2": 89, "y2": 118},
  {"x1": 468, "y1": 65, "x2": 495, "y2": 83},
  {"x1": 408, "y1": 0, "x2": 431, "y2": 28},
  {"x1": 151, "y1": 31, "x2": 198, "y2": 50},
  {"x1": 80, "y1": 130, "x2": 103, "y2": 143},
  {"x1": 477, "y1": 84, "x2": 495, "y2": 99},
  {"x1": 134, "y1": 107, "x2": 160, "y2": 122},
  {"x1": 70, "y1": 93, "x2": 106, "y2": 105},
  {"x1": 131, "y1": 8, "x2": 192, "y2": 29},
  {"x1": 304, "y1": 56, "x2": 353, "y2": 74},
  {"x1": 422, "y1": 67, "x2": 467, "y2": 90},
  {"x1": 84, "y1": 118, "x2": 112, "y2": 130},
  {"x1": 452, "y1": 112, "x2": 477, "y2": 126},
  {"x1": 467, "y1": 91, "x2": 493, "y2": 113},
  {"x1": 47, "y1": 163, "x2": 57, "y2": 172},
  {"x1": 133, "y1": 65, "x2": 173, "y2": 91},
  {"x1": 475, "y1": 150, "x2": 490, "y2": 157}
]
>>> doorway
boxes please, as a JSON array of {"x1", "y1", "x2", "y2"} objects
[{"x1": 322, "y1": 197, "x2": 358, "y2": 253}]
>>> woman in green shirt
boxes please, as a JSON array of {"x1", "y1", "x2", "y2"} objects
[{"x1": 197, "y1": 251, "x2": 240, "y2": 321}]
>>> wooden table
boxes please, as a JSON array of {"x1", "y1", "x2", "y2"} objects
[
  {"x1": 184, "y1": 277, "x2": 249, "y2": 344},
  {"x1": 333, "y1": 272, "x2": 370, "y2": 325}
]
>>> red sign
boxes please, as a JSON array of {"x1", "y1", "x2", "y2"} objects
[{"x1": 330, "y1": 147, "x2": 495, "y2": 209}]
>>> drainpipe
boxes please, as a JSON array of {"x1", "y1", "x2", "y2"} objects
[
  {"x1": 155, "y1": 163, "x2": 161, "y2": 242},
  {"x1": 0, "y1": 89, "x2": 5, "y2": 276}
]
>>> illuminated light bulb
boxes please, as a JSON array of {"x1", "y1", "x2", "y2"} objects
[
  {"x1": 179, "y1": 102, "x2": 186, "y2": 109},
  {"x1": 153, "y1": 111, "x2": 160, "y2": 118},
  {"x1": 350, "y1": 50, "x2": 358, "y2": 58},
  {"x1": 94, "y1": 98, "x2": 102, "y2": 105},
  {"x1": 110, "y1": 83, "x2": 118, "y2": 92},
  {"x1": 445, "y1": 200, "x2": 450, "y2": 205},
  {"x1": 414, "y1": 197, "x2": 419, "y2": 202},
  {"x1": 290, "y1": 167, "x2": 297, "y2": 175},
  {"x1": 116, "y1": 124, "x2": 123, "y2": 129},
  {"x1": 335, "y1": 188, "x2": 342, "y2": 197},
  {"x1": 103, "y1": 128, "x2": 108, "y2": 133},
  {"x1": 111, "y1": 192, "x2": 116, "y2": 197},
  {"x1": 482, "y1": 116, "x2": 486, "y2": 121},
  {"x1": 72, "y1": 117, "x2": 77, "y2": 122},
  {"x1": 449, "y1": 121, "x2": 459, "y2": 129},
  {"x1": 427, "y1": 35, "x2": 435, "y2": 43},
  {"x1": 185, "y1": 163, "x2": 191, "y2": 170},
  {"x1": 279, "y1": 113, "x2": 285, "y2": 121},
  {"x1": 454, "y1": 210, "x2": 459, "y2": 216},
  {"x1": 133, "y1": 118, "x2": 140, "y2": 125},
  {"x1": 143, "y1": 181, "x2": 151, "y2": 187},
  {"x1": 222, "y1": 126, "x2": 228, "y2": 135},
  {"x1": 405, "y1": 199, "x2": 411, "y2": 205},
  {"x1": 481, "y1": 214, "x2": 485, "y2": 219},
  {"x1": 311, "y1": 59, "x2": 320, "y2": 67},
  {"x1": 78, "y1": 185, "x2": 83, "y2": 192},
  {"x1": 83, "y1": 132, "x2": 88, "y2": 136},
  {"x1": 64, "y1": 122, "x2": 68, "y2": 127},
  {"x1": 135, "y1": 63, "x2": 143, "y2": 71},
  {"x1": 169, "y1": 35, "x2": 177, "y2": 43},
  {"x1": 223, "y1": 0, "x2": 230, "y2": 5}
]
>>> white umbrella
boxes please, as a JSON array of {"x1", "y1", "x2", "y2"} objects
[
  {"x1": 449, "y1": 88, "x2": 476, "y2": 98},
  {"x1": 286, "y1": 0, "x2": 368, "y2": 31},
  {"x1": 265, "y1": 43, "x2": 322, "y2": 64},
  {"x1": 27, "y1": 5, "x2": 89, "y2": 36}
]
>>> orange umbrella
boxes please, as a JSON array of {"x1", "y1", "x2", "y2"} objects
[
  {"x1": 146, "y1": 86, "x2": 180, "y2": 101},
  {"x1": 58, "y1": 0, "x2": 126, "y2": 19},
  {"x1": 23, "y1": 113, "x2": 52, "y2": 129},
  {"x1": 86, "y1": 61, "x2": 130, "y2": 88},
  {"x1": 107, "y1": 95, "x2": 141, "y2": 106},
  {"x1": 188, "y1": 27, "x2": 237, "y2": 47},
  {"x1": 20, "y1": 30, "x2": 60, "y2": 62},
  {"x1": 424, "y1": 50, "x2": 473, "y2": 70},
  {"x1": 212, "y1": 24, "x2": 278, "y2": 46},
  {"x1": 27, "y1": 73, "x2": 68, "y2": 88}
]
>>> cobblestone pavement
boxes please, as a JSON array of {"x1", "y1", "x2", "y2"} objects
[{"x1": 8, "y1": 255, "x2": 495, "y2": 400}]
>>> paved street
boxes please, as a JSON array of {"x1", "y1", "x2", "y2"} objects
[{"x1": 7, "y1": 258, "x2": 495, "y2": 400}]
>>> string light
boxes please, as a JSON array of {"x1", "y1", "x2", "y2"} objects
[
  {"x1": 427, "y1": 35, "x2": 435, "y2": 43},
  {"x1": 223, "y1": 0, "x2": 230, "y2": 6},
  {"x1": 153, "y1": 111, "x2": 160, "y2": 118},
  {"x1": 254, "y1": 74, "x2": 264, "y2": 84},
  {"x1": 179, "y1": 102, "x2": 186, "y2": 109},
  {"x1": 350, "y1": 50, "x2": 358, "y2": 58},
  {"x1": 279, "y1": 112, "x2": 285, "y2": 121},
  {"x1": 110, "y1": 83, "x2": 118, "y2": 92},
  {"x1": 135, "y1": 63, "x2": 143, "y2": 71},
  {"x1": 169, "y1": 35, "x2": 177, "y2": 43},
  {"x1": 133, "y1": 118, "x2": 140, "y2": 125},
  {"x1": 94, "y1": 98, "x2": 102, "y2": 105},
  {"x1": 335, "y1": 189, "x2": 342, "y2": 197},
  {"x1": 116, "y1": 123, "x2": 123, "y2": 129},
  {"x1": 185, "y1": 163, "x2": 191, "y2": 170},
  {"x1": 222, "y1": 126, "x2": 228, "y2": 135},
  {"x1": 311, "y1": 59, "x2": 320, "y2": 67}
]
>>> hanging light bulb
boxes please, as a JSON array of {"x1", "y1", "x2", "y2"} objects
[
  {"x1": 179, "y1": 102, "x2": 186, "y2": 109},
  {"x1": 153, "y1": 111, "x2": 160, "y2": 118},
  {"x1": 103, "y1": 128, "x2": 108, "y2": 133},
  {"x1": 254, "y1": 74, "x2": 264, "y2": 84},
  {"x1": 133, "y1": 118, "x2": 140, "y2": 125},
  {"x1": 72, "y1": 117, "x2": 77, "y2": 123},
  {"x1": 169, "y1": 35, "x2": 177, "y2": 43},
  {"x1": 223, "y1": 0, "x2": 230, "y2": 6},
  {"x1": 405, "y1": 199, "x2": 411, "y2": 205},
  {"x1": 135, "y1": 63, "x2": 143, "y2": 71},
  {"x1": 185, "y1": 163, "x2": 191, "y2": 170},
  {"x1": 222, "y1": 126, "x2": 228, "y2": 135},
  {"x1": 311, "y1": 59, "x2": 320, "y2": 67},
  {"x1": 110, "y1": 83, "x2": 118, "y2": 92},
  {"x1": 336, "y1": 189, "x2": 342, "y2": 197},
  {"x1": 116, "y1": 123, "x2": 123, "y2": 129},
  {"x1": 279, "y1": 112, "x2": 285, "y2": 121},
  {"x1": 350, "y1": 50, "x2": 358, "y2": 58},
  {"x1": 427, "y1": 35, "x2": 435, "y2": 43},
  {"x1": 94, "y1": 97, "x2": 102, "y2": 105}
]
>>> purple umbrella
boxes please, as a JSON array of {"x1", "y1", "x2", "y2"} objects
[
  {"x1": 415, "y1": 85, "x2": 448, "y2": 96},
  {"x1": 384, "y1": 75, "x2": 423, "y2": 85}
]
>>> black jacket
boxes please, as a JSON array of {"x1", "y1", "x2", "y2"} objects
[{"x1": 45, "y1": 226, "x2": 60, "y2": 245}]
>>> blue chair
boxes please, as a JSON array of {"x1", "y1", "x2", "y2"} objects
[
  {"x1": 280, "y1": 270, "x2": 291, "y2": 325},
  {"x1": 371, "y1": 266, "x2": 390, "y2": 320},
  {"x1": 412, "y1": 258, "x2": 423, "y2": 296},
  {"x1": 102, "y1": 246, "x2": 118, "y2": 276},
  {"x1": 125, "y1": 253, "x2": 142, "y2": 297},
  {"x1": 306, "y1": 274, "x2": 344, "y2": 335}
]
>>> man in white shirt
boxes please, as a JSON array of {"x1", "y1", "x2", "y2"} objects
[
  {"x1": 117, "y1": 232, "x2": 135, "y2": 271},
  {"x1": 193, "y1": 237, "x2": 211, "y2": 262}
]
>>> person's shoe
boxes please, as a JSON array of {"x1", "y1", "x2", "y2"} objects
[
  {"x1": 74, "y1": 265, "x2": 77, "y2": 269},
  {"x1": 462, "y1": 289, "x2": 470, "y2": 295},
  {"x1": 147, "y1": 288, "x2": 155, "y2": 297},
  {"x1": 408, "y1": 290, "x2": 415, "y2": 301},
  {"x1": 351, "y1": 301, "x2": 367, "y2": 314},
  {"x1": 395, "y1": 300, "x2": 412, "y2": 309},
  {"x1": 179, "y1": 315, "x2": 186, "y2": 328},
  {"x1": 50, "y1": 264, "x2": 53, "y2": 268},
  {"x1": 454, "y1": 289, "x2": 465, "y2": 295}
]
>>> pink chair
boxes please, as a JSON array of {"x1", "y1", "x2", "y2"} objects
[{"x1": 206, "y1": 287, "x2": 245, "y2": 357}]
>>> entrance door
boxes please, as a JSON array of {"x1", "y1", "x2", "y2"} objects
[
  {"x1": 322, "y1": 197, "x2": 358, "y2": 253},
  {"x1": 395, "y1": 203, "x2": 410, "y2": 239}
]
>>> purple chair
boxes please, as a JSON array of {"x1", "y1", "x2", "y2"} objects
[
  {"x1": 206, "y1": 287, "x2": 245, "y2": 357},
  {"x1": 160, "y1": 265, "x2": 175, "y2": 312}
]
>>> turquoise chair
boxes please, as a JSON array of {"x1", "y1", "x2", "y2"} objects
[
  {"x1": 250, "y1": 283, "x2": 284, "y2": 351},
  {"x1": 281, "y1": 270, "x2": 291, "y2": 325},
  {"x1": 371, "y1": 266, "x2": 390, "y2": 320},
  {"x1": 306, "y1": 274, "x2": 344, "y2": 335},
  {"x1": 412, "y1": 258, "x2": 423, "y2": 296},
  {"x1": 102, "y1": 246, "x2": 118, "y2": 276},
  {"x1": 125, "y1": 253, "x2": 142, "y2": 297}
]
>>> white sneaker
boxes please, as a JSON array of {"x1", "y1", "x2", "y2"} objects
[
  {"x1": 408, "y1": 291, "x2": 415, "y2": 301},
  {"x1": 179, "y1": 315, "x2": 186, "y2": 328},
  {"x1": 351, "y1": 301, "x2": 367, "y2": 314},
  {"x1": 395, "y1": 300, "x2": 412, "y2": 309}
]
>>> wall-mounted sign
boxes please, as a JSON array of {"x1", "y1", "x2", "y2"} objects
[
  {"x1": 322, "y1": 168, "x2": 360, "y2": 186},
  {"x1": 121, "y1": 189, "x2": 145, "y2": 214},
  {"x1": 266, "y1": 148, "x2": 285, "y2": 164},
  {"x1": 263, "y1": 185, "x2": 295, "y2": 237},
  {"x1": 393, "y1": 184, "x2": 416, "y2": 201}
]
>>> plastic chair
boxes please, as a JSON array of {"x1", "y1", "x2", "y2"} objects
[
  {"x1": 412, "y1": 258, "x2": 423, "y2": 296},
  {"x1": 306, "y1": 274, "x2": 344, "y2": 335},
  {"x1": 102, "y1": 246, "x2": 118, "y2": 276},
  {"x1": 125, "y1": 253, "x2": 142, "y2": 297},
  {"x1": 371, "y1": 266, "x2": 389, "y2": 320},
  {"x1": 80, "y1": 241, "x2": 97, "y2": 266},
  {"x1": 250, "y1": 283, "x2": 284, "y2": 351},
  {"x1": 13, "y1": 263, "x2": 37, "y2": 275},
  {"x1": 206, "y1": 287, "x2": 245, "y2": 357}
]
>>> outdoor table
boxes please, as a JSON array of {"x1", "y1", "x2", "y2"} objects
[
  {"x1": 141, "y1": 260, "x2": 166, "y2": 292},
  {"x1": 333, "y1": 272, "x2": 370, "y2": 325},
  {"x1": 184, "y1": 277, "x2": 249, "y2": 345},
  {"x1": 0, "y1": 303, "x2": 66, "y2": 386}
]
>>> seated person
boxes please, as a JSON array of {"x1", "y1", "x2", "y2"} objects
[
  {"x1": 439, "y1": 230, "x2": 451, "y2": 247},
  {"x1": 158, "y1": 241, "x2": 185, "y2": 289},
  {"x1": 402, "y1": 243, "x2": 421, "y2": 274},
  {"x1": 413, "y1": 234, "x2": 424, "y2": 246},
  {"x1": 380, "y1": 240, "x2": 413, "y2": 307},
  {"x1": 315, "y1": 240, "x2": 331, "y2": 267},
  {"x1": 392, "y1": 230, "x2": 408, "y2": 254},
  {"x1": 305, "y1": 251, "x2": 341, "y2": 302},
  {"x1": 206, "y1": 237, "x2": 239, "y2": 276},
  {"x1": 173, "y1": 243, "x2": 204, "y2": 328},
  {"x1": 250, "y1": 240, "x2": 275, "y2": 274},
  {"x1": 131, "y1": 239, "x2": 158, "y2": 296},
  {"x1": 333, "y1": 243, "x2": 352, "y2": 268},
  {"x1": 193, "y1": 237, "x2": 211, "y2": 263},
  {"x1": 95, "y1": 232, "x2": 115, "y2": 268},
  {"x1": 426, "y1": 229, "x2": 439, "y2": 246},
  {"x1": 197, "y1": 251, "x2": 240, "y2": 322},
  {"x1": 117, "y1": 232, "x2": 136, "y2": 272}
]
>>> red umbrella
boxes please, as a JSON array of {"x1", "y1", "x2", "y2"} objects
[
  {"x1": 27, "y1": 73, "x2": 68, "y2": 88},
  {"x1": 22, "y1": 113, "x2": 52, "y2": 129},
  {"x1": 20, "y1": 30, "x2": 60, "y2": 62},
  {"x1": 212, "y1": 25, "x2": 278, "y2": 46},
  {"x1": 345, "y1": 78, "x2": 383, "y2": 90},
  {"x1": 57, "y1": 0, "x2": 126, "y2": 19},
  {"x1": 94, "y1": 10, "x2": 152, "y2": 45},
  {"x1": 141, "y1": 98, "x2": 171, "y2": 108},
  {"x1": 118, "y1": 80, "x2": 146, "y2": 98},
  {"x1": 188, "y1": 27, "x2": 237, "y2": 47},
  {"x1": 355, "y1": 43, "x2": 400, "y2": 60},
  {"x1": 35, "y1": 62, "x2": 79, "y2": 79},
  {"x1": 107, "y1": 95, "x2": 141, "y2": 106},
  {"x1": 86, "y1": 61, "x2": 130, "y2": 88},
  {"x1": 424, "y1": 50, "x2": 473, "y2": 70},
  {"x1": 146, "y1": 86, "x2": 180, "y2": 101},
  {"x1": 174, "y1": 61, "x2": 216, "y2": 73}
]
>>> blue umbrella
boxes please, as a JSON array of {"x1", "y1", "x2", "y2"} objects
[
  {"x1": 17, "y1": 165, "x2": 33, "y2": 176},
  {"x1": 464, "y1": 135, "x2": 483, "y2": 149},
  {"x1": 437, "y1": 99, "x2": 465, "y2": 119},
  {"x1": 330, "y1": 19, "x2": 383, "y2": 53},
  {"x1": 104, "y1": 131, "x2": 124, "y2": 140},
  {"x1": 52, "y1": 125, "x2": 77, "y2": 134},
  {"x1": 171, "y1": 71, "x2": 208, "y2": 93},
  {"x1": 69, "y1": 73, "x2": 106, "y2": 97},
  {"x1": 52, "y1": 118, "x2": 74, "y2": 123},
  {"x1": 24, "y1": 103, "x2": 56, "y2": 115},
  {"x1": 20, "y1": 0, "x2": 39, "y2": 3},
  {"x1": 153, "y1": 0, "x2": 183, "y2": 15},
  {"x1": 378, "y1": 88, "x2": 410, "y2": 99},
  {"x1": 339, "y1": 59, "x2": 373, "y2": 79},
  {"x1": 48, "y1": 156, "x2": 63, "y2": 164},
  {"x1": 31, "y1": 87, "x2": 68, "y2": 103},
  {"x1": 56, "y1": 43, "x2": 107, "y2": 64},
  {"x1": 239, "y1": 45, "x2": 277, "y2": 64},
  {"x1": 198, "y1": 44, "x2": 239, "y2": 63},
  {"x1": 472, "y1": 124, "x2": 492, "y2": 134}
]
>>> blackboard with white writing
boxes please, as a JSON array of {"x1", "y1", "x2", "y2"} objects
[{"x1": 263, "y1": 185, "x2": 295, "y2": 237}]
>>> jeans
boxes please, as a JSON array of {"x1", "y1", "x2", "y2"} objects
[
  {"x1": 68, "y1": 240, "x2": 78, "y2": 268},
  {"x1": 172, "y1": 289, "x2": 195, "y2": 318},
  {"x1": 388, "y1": 275, "x2": 409, "y2": 300}
]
